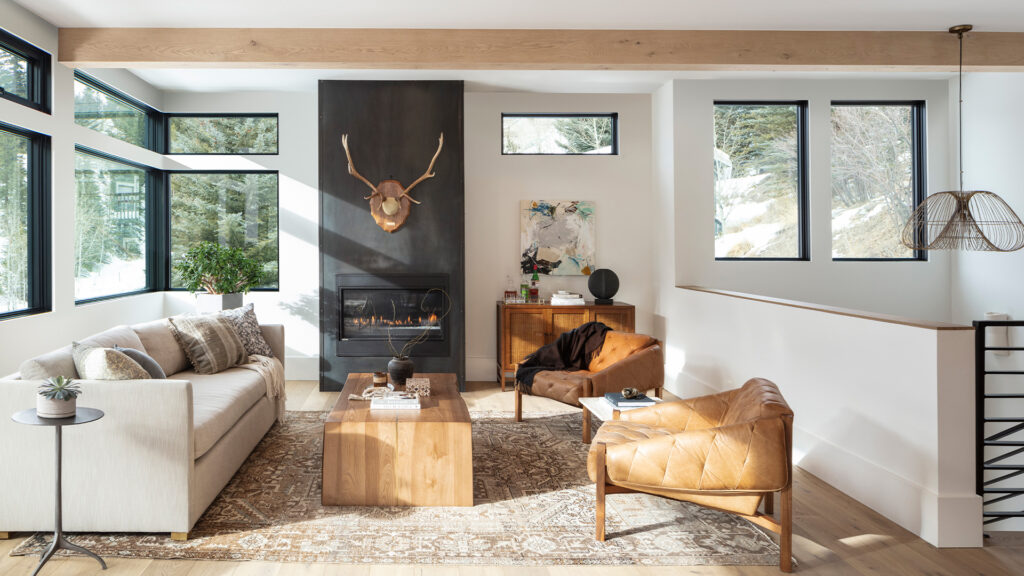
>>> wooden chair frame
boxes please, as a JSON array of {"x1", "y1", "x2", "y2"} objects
[
  {"x1": 514, "y1": 379, "x2": 663, "y2": 443},
  {"x1": 592, "y1": 414, "x2": 794, "y2": 573}
]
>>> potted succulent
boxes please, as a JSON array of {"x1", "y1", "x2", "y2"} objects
[
  {"x1": 174, "y1": 241, "x2": 265, "y2": 313},
  {"x1": 37, "y1": 376, "x2": 82, "y2": 419}
]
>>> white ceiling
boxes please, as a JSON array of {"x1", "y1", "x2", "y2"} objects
[
  {"x1": 128, "y1": 68, "x2": 952, "y2": 94},
  {"x1": 15, "y1": 0, "x2": 1024, "y2": 31}
]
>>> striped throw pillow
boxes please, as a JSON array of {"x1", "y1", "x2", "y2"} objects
[{"x1": 168, "y1": 314, "x2": 248, "y2": 374}]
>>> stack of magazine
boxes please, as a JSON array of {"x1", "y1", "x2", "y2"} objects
[
  {"x1": 370, "y1": 391, "x2": 421, "y2": 410},
  {"x1": 551, "y1": 290, "x2": 585, "y2": 305},
  {"x1": 604, "y1": 392, "x2": 657, "y2": 409}
]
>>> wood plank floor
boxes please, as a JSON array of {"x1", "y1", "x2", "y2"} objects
[{"x1": 3, "y1": 380, "x2": 1022, "y2": 576}]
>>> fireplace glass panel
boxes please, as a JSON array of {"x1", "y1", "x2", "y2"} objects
[{"x1": 341, "y1": 289, "x2": 445, "y2": 340}]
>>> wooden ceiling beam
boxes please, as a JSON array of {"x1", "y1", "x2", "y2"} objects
[{"x1": 58, "y1": 28, "x2": 1024, "y2": 71}]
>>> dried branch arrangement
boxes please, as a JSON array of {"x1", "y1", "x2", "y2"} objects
[{"x1": 386, "y1": 288, "x2": 453, "y2": 359}]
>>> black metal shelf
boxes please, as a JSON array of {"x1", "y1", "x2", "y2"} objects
[{"x1": 975, "y1": 319, "x2": 1024, "y2": 526}]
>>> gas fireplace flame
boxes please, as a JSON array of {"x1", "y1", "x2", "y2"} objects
[{"x1": 352, "y1": 313, "x2": 440, "y2": 328}]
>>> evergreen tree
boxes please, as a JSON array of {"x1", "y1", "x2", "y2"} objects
[{"x1": 554, "y1": 117, "x2": 613, "y2": 153}]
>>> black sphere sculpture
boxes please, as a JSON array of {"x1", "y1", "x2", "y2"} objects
[{"x1": 588, "y1": 269, "x2": 619, "y2": 305}]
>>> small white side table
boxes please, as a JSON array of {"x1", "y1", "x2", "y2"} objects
[{"x1": 579, "y1": 396, "x2": 663, "y2": 443}]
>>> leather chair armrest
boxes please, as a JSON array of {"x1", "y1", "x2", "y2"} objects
[
  {"x1": 588, "y1": 345, "x2": 664, "y2": 398},
  {"x1": 621, "y1": 387, "x2": 738, "y2": 430},
  {"x1": 604, "y1": 418, "x2": 790, "y2": 492}
]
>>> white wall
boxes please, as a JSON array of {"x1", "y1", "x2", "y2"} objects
[
  {"x1": 464, "y1": 93, "x2": 654, "y2": 381},
  {"x1": 673, "y1": 79, "x2": 954, "y2": 323},
  {"x1": 949, "y1": 72, "x2": 1024, "y2": 530},
  {"x1": 653, "y1": 287, "x2": 980, "y2": 547},
  {"x1": 0, "y1": 0, "x2": 166, "y2": 377},
  {"x1": 159, "y1": 90, "x2": 320, "y2": 380}
]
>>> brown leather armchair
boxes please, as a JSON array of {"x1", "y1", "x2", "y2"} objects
[
  {"x1": 515, "y1": 332, "x2": 664, "y2": 443},
  {"x1": 587, "y1": 378, "x2": 794, "y2": 572}
]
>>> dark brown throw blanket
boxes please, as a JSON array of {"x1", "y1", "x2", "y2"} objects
[{"x1": 515, "y1": 321, "x2": 611, "y2": 392}]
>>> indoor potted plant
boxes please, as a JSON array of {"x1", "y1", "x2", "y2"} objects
[
  {"x1": 174, "y1": 241, "x2": 265, "y2": 312},
  {"x1": 37, "y1": 376, "x2": 82, "y2": 419},
  {"x1": 386, "y1": 289, "x2": 453, "y2": 386}
]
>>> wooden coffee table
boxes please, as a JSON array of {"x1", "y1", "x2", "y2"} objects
[{"x1": 322, "y1": 373, "x2": 473, "y2": 507}]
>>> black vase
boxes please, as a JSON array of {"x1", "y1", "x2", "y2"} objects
[
  {"x1": 388, "y1": 356, "x2": 415, "y2": 387},
  {"x1": 588, "y1": 269, "x2": 620, "y2": 305}
]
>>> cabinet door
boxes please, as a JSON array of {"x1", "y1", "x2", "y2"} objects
[
  {"x1": 592, "y1": 310, "x2": 633, "y2": 333},
  {"x1": 550, "y1": 310, "x2": 589, "y2": 343},
  {"x1": 508, "y1": 310, "x2": 547, "y2": 364}
]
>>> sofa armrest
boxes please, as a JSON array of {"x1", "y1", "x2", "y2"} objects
[
  {"x1": 588, "y1": 344, "x2": 664, "y2": 398},
  {"x1": 0, "y1": 378, "x2": 196, "y2": 533},
  {"x1": 260, "y1": 324, "x2": 285, "y2": 368},
  {"x1": 603, "y1": 418, "x2": 790, "y2": 492}
]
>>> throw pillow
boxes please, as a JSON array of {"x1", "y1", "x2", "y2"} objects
[
  {"x1": 114, "y1": 346, "x2": 168, "y2": 379},
  {"x1": 168, "y1": 314, "x2": 248, "y2": 374},
  {"x1": 72, "y1": 343, "x2": 151, "y2": 380},
  {"x1": 220, "y1": 303, "x2": 274, "y2": 357}
]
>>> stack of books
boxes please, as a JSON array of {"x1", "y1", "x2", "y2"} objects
[
  {"x1": 550, "y1": 291, "x2": 585, "y2": 305},
  {"x1": 370, "y1": 392, "x2": 421, "y2": 410},
  {"x1": 604, "y1": 392, "x2": 657, "y2": 409}
]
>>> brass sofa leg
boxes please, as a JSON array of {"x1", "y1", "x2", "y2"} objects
[
  {"x1": 763, "y1": 492, "x2": 774, "y2": 516},
  {"x1": 595, "y1": 443, "x2": 607, "y2": 542},
  {"x1": 514, "y1": 384, "x2": 523, "y2": 422},
  {"x1": 780, "y1": 485, "x2": 793, "y2": 573},
  {"x1": 171, "y1": 532, "x2": 189, "y2": 541},
  {"x1": 0, "y1": 532, "x2": 9, "y2": 540}
]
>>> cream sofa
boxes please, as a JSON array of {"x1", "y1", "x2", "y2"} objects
[{"x1": 0, "y1": 319, "x2": 284, "y2": 539}]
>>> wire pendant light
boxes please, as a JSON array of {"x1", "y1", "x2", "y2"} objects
[{"x1": 901, "y1": 25, "x2": 1024, "y2": 252}]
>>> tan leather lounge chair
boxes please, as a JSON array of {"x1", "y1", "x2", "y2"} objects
[
  {"x1": 515, "y1": 332, "x2": 664, "y2": 443},
  {"x1": 588, "y1": 378, "x2": 795, "y2": 572}
]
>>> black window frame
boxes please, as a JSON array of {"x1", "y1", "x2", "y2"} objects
[
  {"x1": 0, "y1": 121, "x2": 51, "y2": 320},
  {"x1": 830, "y1": 100, "x2": 927, "y2": 262},
  {"x1": 165, "y1": 113, "x2": 280, "y2": 155},
  {"x1": 165, "y1": 170, "x2": 281, "y2": 292},
  {"x1": 0, "y1": 28, "x2": 50, "y2": 114},
  {"x1": 73, "y1": 71, "x2": 165, "y2": 153},
  {"x1": 73, "y1": 146, "x2": 164, "y2": 305},
  {"x1": 500, "y1": 113, "x2": 619, "y2": 156},
  {"x1": 713, "y1": 100, "x2": 810, "y2": 262}
]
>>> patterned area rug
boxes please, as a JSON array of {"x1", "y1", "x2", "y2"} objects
[{"x1": 12, "y1": 410, "x2": 781, "y2": 566}]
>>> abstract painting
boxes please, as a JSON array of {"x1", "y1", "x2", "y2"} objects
[{"x1": 520, "y1": 200, "x2": 596, "y2": 276}]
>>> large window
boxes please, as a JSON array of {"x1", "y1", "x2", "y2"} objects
[
  {"x1": 74, "y1": 73, "x2": 158, "y2": 149},
  {"x1": 169, "y1": 172, "x2": 279, "y2": 290},
  {"x1": 713, "y1": 102, "x2": 808, "y2": 259},
  {"x1": 168, "y1": 114, "x2": 278, "y2": 154},
  {"x1": 74, "y1": 150, "x2": 150, "y2": 301},
  {"x1": 0, "y1": 28, "x2": 50, "y2": 113},
  {"x1": 831, "y1": 102, "x2": 925, "y2": 260},
  {"x1": 502, "y1": 113, "x2": 618, "y2": 155},
  {"x1": 0, "y1": 123, "x2": 49, "y2": 318}
]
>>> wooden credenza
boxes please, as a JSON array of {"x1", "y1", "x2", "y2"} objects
[{"x1": 495, "y1": 301, "x2": 636, "y2": 391}]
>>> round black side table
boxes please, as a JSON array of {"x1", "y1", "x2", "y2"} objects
[{"x1": 12, "y1": 407, "x2": 107, "y2": 576}]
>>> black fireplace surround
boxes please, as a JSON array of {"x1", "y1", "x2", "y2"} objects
[
  {"x1": 319, "y1": 80, "x2": 465, "y2": 391},
  {"x1": 336, "y1": 274, "x2": 450, "y2": 357}
]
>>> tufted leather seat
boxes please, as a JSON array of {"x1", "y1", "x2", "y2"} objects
[
  {"x1": 515, "y1": 331, "x2": 665, "y2": 443},
  {"x1": 588, "y1": 378, "x2": 795, "y2": 572}
]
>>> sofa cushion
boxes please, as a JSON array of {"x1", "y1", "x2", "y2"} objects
[
  {"x1": 220, "y1": 304, "x2": 274, "y2": 357},
  {"x1": 132, "y1": 319, "x2": 189, "y2": 376},
  {"x1": 72, "y1": 343, "x2": 151, "y2": 380},
  {"x1": 18, "y1": 325, "x2": 146, "y2": 380},
  {"x1": 186, "y1": 367, "x2": 268, "y2": 458},
  {"x1": 168, "y1": 315, "x2": 248, "y2": 375},
  {"x1": 114, "y1": 346, "x2": 167, "y2": 379},
  {"x1": 589, "y1": 332, "x2": 657, "y2": 373},
  {"x1": 530, "y1": 370, "x2": 592, "y2": 407}
]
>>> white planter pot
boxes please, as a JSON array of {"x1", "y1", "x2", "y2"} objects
[
  {"x1": 37, "y1": 396, "x2": 76, "y2": 419},
  {"x1": 195, "y1": 292, "x2": 243, "y2": 313}
]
